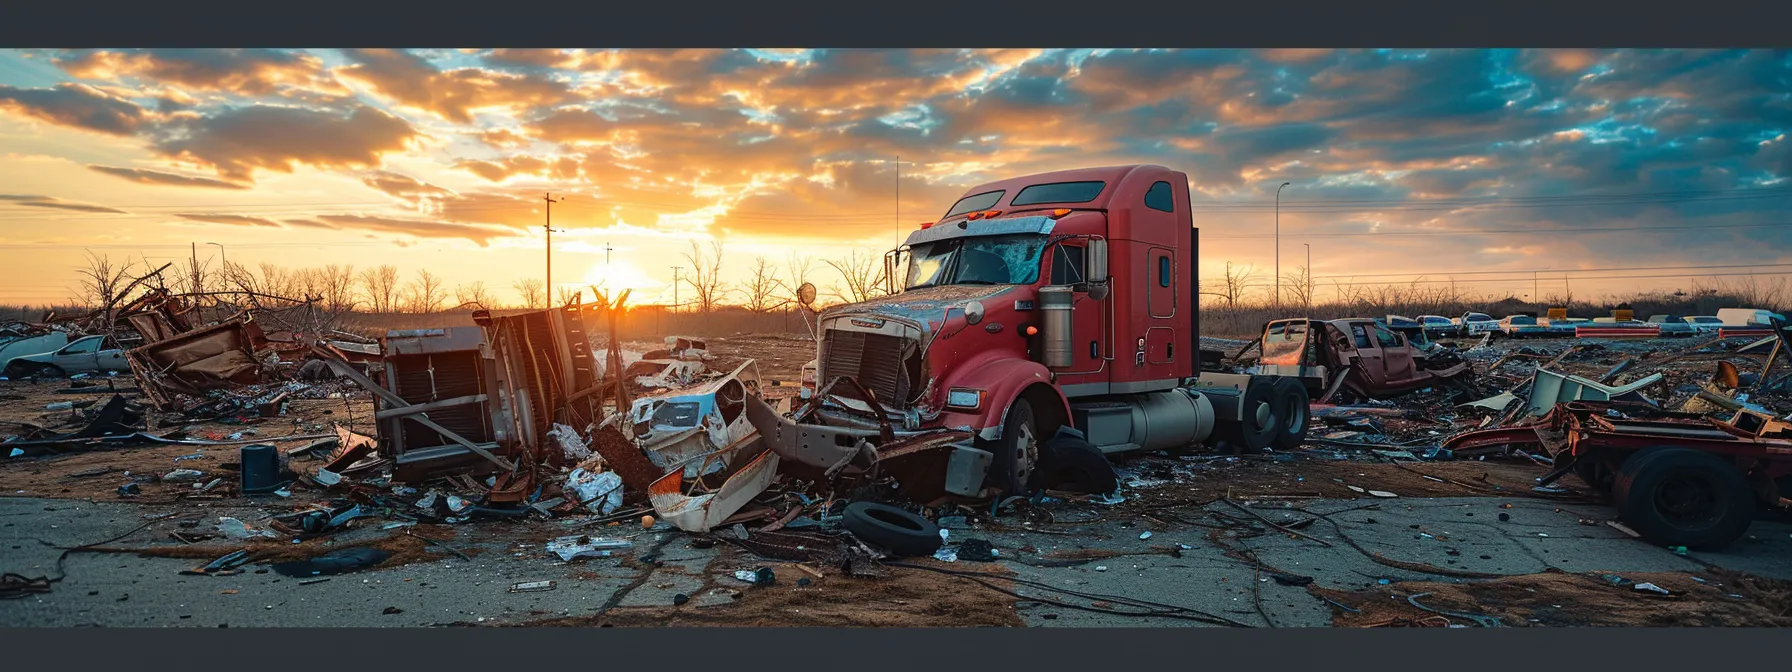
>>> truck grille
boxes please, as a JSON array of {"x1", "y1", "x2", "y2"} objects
[{"x1": 820, "y1": 329, "x2": 913, "y2": 405}]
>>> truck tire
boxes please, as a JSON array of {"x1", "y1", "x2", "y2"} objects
[
  {"x1": 1577, "y1": 445, "x2": 1675, "y2": 493},
  {"x1": 841, "y1": 502, "x2": 942, "y2": 557},
  {"x1": 1037, "y1": 433, "x2": 1118, "y2": 494},
  {"x1": 1270, "y1": 378, "x2": 1309, "y2": 450},
  {"x1": 984, "y1": 397, "x2": 1043, "y2": 495},
  {"x1": 1612, "y1": 447, "x2": 1755, "y2": 550},
  {"x1": 1217, "y1": 378, "x2": 1278, "y2": 453}
]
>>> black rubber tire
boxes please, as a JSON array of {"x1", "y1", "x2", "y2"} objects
[
  {"x1": 1218, "y1": 377, "x2": 1278, "y2": 453},
  {"x1": 1270, "y1": 378, "x2": 1310, "y2": 451},
  {"x1": 984, "y1": 397, "x2": 1045, "y2": 495},
  {"x1": 1612, "y1": 447, "x2": 1756, "y2": 550},
  {"x1": 1036, "y1": 434, "x2": 1118, "y2": 494},
  {"x1": 841, "y1": 502, "x2": 942, "y2": 557}
]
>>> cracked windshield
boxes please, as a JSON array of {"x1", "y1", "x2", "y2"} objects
[{"x1": 904, "y1": 235, "x2": 1048, "y2": 289}]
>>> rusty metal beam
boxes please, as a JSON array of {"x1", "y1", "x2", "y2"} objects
[{"x1": 373, "y1": 394, "x2": 489, "y2": 421}]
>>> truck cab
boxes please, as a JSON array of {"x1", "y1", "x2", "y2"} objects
[{"x1": 775, "y1": 165, "x2": 1308, "y2": 499}]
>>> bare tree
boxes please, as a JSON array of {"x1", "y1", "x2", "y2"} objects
[
  {"x1": 317, "y1": 264, "x2": 358, "y2": 313},
  {"x1": 1281, "y1": 265, "x2": 1313, "y2": 309},
  {"x1": 512, "y1": 278, "x2": 546, "y2": 309},
  {"x1": 454, "y1": 281, "x2": 496, "y2": 309},
  {"x1": 824, "y1": 250, "x2": 889, "y2": 304},
  {"x1": 681, "y1": 240, "x2": 729, "y2": 313},
  {"x1": 172, "y1": 252, "x2": 215, "y2": 297},
  {"x1": 358, "y1": 265, "x2": 401, "y2": 313},
  {"x1": 1218, "y1": 262, "x2": 1257, "y2": 308},
  {"x1": 73, "y1": 250, "x2": 138, "y2": 315},
  {"x1": 742, "y1": 256, "x2": 783, "y2": 313},
  {"x1": 404, "y1": 269, "x2": 446, "y2": 313},
  {"x1": 554, "y1": 284, "x2": 583, "y2": 307}
]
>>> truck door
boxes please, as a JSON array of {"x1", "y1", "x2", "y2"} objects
[
  {"x1": 1372, "y1": 324, "x2": 1417, "y2": 385},
  {"x1": 54, "y1": 337, "x2": 101, "y2": 373},
  {"x1": 1142, "y1": 246, "x2": 1178, "y2": 373},
  {"x1": 1048, "y1": 241, "x2": 1108, "y2": 385}
]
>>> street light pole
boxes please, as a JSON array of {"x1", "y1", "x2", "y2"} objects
[
  {"x1": 670, "y1": 266, "x2": 683, "y2": 313},
  {"x1": 205, "y1": 242, "x2": 226, "y2": 273},
  {"x1": 1275, "y1": 182, "x2": 1291, "y2": 310},
  {"x1": 543, "y1": 193, "x2": 565, "y2": 303}
]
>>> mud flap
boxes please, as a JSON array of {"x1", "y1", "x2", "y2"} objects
[{"x1": 944, "y1": 445, "x2": 993, "y2": 497}]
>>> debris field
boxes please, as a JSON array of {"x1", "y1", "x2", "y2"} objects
[{"x1": 4, "y1": 287, "x2": 1792, "y2": 628}]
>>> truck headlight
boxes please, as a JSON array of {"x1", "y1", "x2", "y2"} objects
[{"x1": 945, "y1": 388, "x2": 983, "y2": 411}]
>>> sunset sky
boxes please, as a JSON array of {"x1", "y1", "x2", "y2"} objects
[{"x1": 1, "y1": 48, "x2": 1788, "y2": 308}]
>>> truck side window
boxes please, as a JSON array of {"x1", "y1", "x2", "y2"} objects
[
  {"x1": 1145, "y1": 181, "x2": 1174, "y2": 213},
  {"x1": 1157, "y1": 256, "x2": 1171, "y2": 287},
  {"x1": 1350, "y1": 325, "x2": 1371, "y2": 349},
  {"x1": 1051, "y1": 244, "x2": 1086, "y2": 285}
]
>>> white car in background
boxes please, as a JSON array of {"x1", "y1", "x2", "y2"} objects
[
  {"x1": 1, "y1": 335, "x2": 129, "y2": 378},
  {"x1": 1453, "y1": 312, "x2": 1500, "y2": 337},
  {"x1": 1682, "y1": 316, "x2": 1725, "y2": 334}
]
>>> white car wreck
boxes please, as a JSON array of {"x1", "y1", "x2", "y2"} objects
[{"x1": 625, "y1": 360, "x2": 782, "y2": 533}]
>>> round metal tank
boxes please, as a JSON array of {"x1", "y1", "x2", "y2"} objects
[
  {"x1": 1130, "y1": 389, "x2": 1215, "y2": 452},
  {"x1": 1038, "y1": 286, "x2": 1075, "y2": 368}
]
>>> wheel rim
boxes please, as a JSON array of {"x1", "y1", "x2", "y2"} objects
[
  {"x1": 1253, "y1": 401, "x2": 1272, "y2": 428},
  {"x1": 1653, "y1": 470, "x2": 1724, "y2": 529},
  {"x1": 1011, "y1": 421, "x2": 1038, "y2": 486}
]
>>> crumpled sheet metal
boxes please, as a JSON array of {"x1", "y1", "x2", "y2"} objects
[
  {"x1": 743, "y1": 392, "x2": 878, "y2": 472},
  {"x1": 647, "y1": 433, "x2": 780, "y2": 533},
  {"x1": 629, "y1": 360, "x2": 760, "y2": 479},
  {"x1": 1524, "y1": 367, "x2": 1663, "y2": 418},
  {"x1": 128, "y1": 318, "x2": 264, "y2": 398}
]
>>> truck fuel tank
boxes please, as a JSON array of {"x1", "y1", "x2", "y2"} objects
[{"x1": 1070, "y1": 389, "x2": 1215, "y2": 454}]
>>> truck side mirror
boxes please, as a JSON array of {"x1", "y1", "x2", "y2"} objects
[{"x1": 1086, "y1": 239, "x2": 1110, "y2": 301}]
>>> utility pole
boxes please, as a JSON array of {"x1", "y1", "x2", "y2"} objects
[
  {"x1": 1533, "y1": 270, "x2": 1539, "y2": 302},
  {"x1": 1275, "y1": 182, "x2": 1291, "y2": 310},
  {"x1": 604, "y1": 242, "x2": 613, "y2": 266},
  {"x1": 670, "y1": 266, "x2": 682, "y2": 313},
  {"x1": 543, "y1": 193, "x2": 565, "y2": 302},
  {"x1": 894, "y1": 155, "x2": 901, "y2": 249},
  {"x1": 190, "y1": 243, "x2": 200, "y2": 295}
]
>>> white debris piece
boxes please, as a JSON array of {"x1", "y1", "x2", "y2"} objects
[
  {"x1": 565, "y1": 468, "x2": 624, "y2": 515},
  {"x1": 546, "y1": 535, "x2": 632, "y2": 561},
  {"x1": 216, "y1": 517, "x2": 277, "y2": 539},
  {"x1": 548, "y1": 423, "x2": 591, "y2": 462}
]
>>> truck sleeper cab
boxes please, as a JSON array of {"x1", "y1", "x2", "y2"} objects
[{"x1": 771, "y1": 165, "x2": 1308, "y2": 501}]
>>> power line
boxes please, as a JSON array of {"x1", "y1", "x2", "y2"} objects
[{"x1": 1203, "y1": 220, "x2": 1792, "y2": 239}]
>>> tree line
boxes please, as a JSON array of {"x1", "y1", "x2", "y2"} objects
[{"x1": 56, "y1": 240, "x2": 899, "y2": 315}]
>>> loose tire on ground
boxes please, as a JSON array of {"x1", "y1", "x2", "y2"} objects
[
  {"x1": 1270, "y1": 378, "x2": 1310, "y2": 450},
  {"x1": 1217, "y1": 377, "x2": 1278, "y2": 453},
  {"x1": 841, "y1": 502, "x2": 942, "y2": 557},
  {"x1": 1036, "y1": 431, "x2": 1118, "y2": 494},
  {"x1": 1612, "y1": 447, "x2": 1755, "y2": 550}
]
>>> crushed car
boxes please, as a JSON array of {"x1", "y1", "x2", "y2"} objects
[{"x1": 1254, "y1": 317, "x2": 1473, "y2": 402}]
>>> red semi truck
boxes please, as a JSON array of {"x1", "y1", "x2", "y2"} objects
[{"x1": 748, "y1": 164, "x2": 1314, "y2": 499}]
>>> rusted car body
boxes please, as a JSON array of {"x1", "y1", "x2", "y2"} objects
[{"x1": 1255, "y1": 318, "x2": 1471, "y2": 400}]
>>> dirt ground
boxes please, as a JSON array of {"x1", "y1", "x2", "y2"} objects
[
  {"x1": 1312, "y1": 568, "x2": 1792, "y2": 627},
  {"x1": 536, "y1": 557, "x2": 1025, "y2": 628}
]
